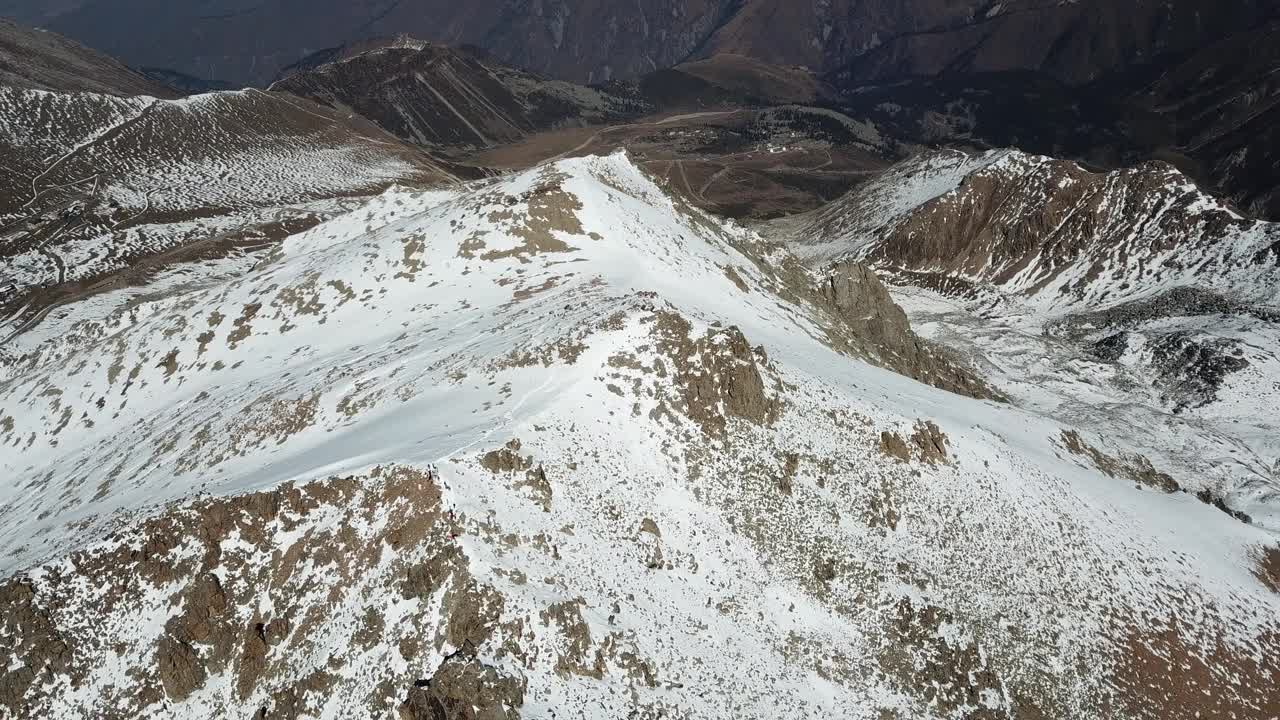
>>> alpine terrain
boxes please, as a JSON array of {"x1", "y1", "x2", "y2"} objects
[{"x1": 1, "y1": 12, "x2": 1279, "y2": 720}]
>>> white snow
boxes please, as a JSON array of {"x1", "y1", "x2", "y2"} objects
[{"x1": 2, "y1": 151, "x2": 1277, "y2": 718}]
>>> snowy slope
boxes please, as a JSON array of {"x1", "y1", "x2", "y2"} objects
[
  {"x1": 0, "y1": 84, "x2": 449, "y2": 342},
  {"x1": 777, "y1": 149, "x2": 998, "y2": 264},
  {"x1": 777, "y1": 148, "x2": 1280, "y2": 527},
  {"x1": 1, "y1": 153, "x2": 1277, "y2": 719}
]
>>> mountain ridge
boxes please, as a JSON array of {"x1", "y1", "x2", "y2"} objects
[
  {"x1": 19, "y1": 0, "x2": 1274, "y2": 88},
  {"x1": 0, "y1": 81, "x2": 453, "y2": 346},
  {"x1": 14, "y1": 3, "x2": 1278, "y2": 219},
  {"x1": 2, "y1": 151, "x2": 1278, "y2": 719}
]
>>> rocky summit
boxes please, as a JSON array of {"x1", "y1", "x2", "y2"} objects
[{"x1": 1, "y1": 12, "x2": 1279, "y2": 720}]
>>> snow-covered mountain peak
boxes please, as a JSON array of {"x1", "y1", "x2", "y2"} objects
[
  {"x1": 3, "y1": 151, "x2": 1279, "y2": 719},
  {"x1": 0, "y1": 151, "x2": 797, "y2": 570}
]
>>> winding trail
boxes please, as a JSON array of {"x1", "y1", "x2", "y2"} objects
[
  {"x1": 698, "y1": 165, "x2": 730, "y2": 198},
  {"x1": 676, "y1": 160, "x2": 695, "y2": 200},
  {"x1": 24, "y1": 100, "x2": 159, "y2": 211},
  {"x1": 112, "y1": 190, "x2": 151, "y2": 229},
  {"x1": 654, "y1": 109, "x2": 745, "y2": 125}
]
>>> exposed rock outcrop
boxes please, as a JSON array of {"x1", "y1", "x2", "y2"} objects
[
  {"x1": 0, "y1": 467, "x2": 516, "y2": 718},
  {"x1": 1258, "y1": 547, "x2": 1280, "y2": 595},
  {"x1": 651, "y1": 311, "x2": 778, "y2": 437},
  {"x1": 399, "y1": 646, "x2": 525, "y2": 720},
  {"x1": 817, "y1": 261, "x2": 999, "y2": 400},
  {"x1": 880, "y1": 597, "x2": 1010, "y2": 717},
  {"x1": 1059, "y1": 430, "x2": 1253, "y2": 524},
  {"x1": 879, "y1": 421, "x2": 950, "y2": 466},
  {"x1": 1059, "y1": 430, "x2": 1181, "y2": 494}
]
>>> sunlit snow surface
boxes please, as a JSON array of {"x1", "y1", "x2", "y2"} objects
[{"x1": 1, "y1": 153, "x2": 1277, "y2": 718}]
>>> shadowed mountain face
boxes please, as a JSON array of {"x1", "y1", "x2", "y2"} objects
[
  {"x1": 23, "y1": 0, "x2": 738, "y2": 88},
  {"x1": 10, "y1": 1, "x2": 1277, "y2": 218},
  {"x1": 1135, "y1": 18, "x2": 1280, "y2": 219},
  {"x1": 818, "y1": 0, "x2": 1276, "y2": 86},
  {"x1": 0, "y1": 17, "x2": 172, "y2": 96},
  {"x1": 825, "y1": 9, "x2": 1280, "y2": 219},
  {"x1": 266, "y1": 41, "x2": 897, "y2": 219},
  {"x1": 271, "y1": 38, "x2": 642, "y2": 154},
  {"x1": 12, "y1": 0, "x2": 1274, "y2": 88},
  {"x1": 0, "y1": 0, "x2": 88, "y2": 26}
]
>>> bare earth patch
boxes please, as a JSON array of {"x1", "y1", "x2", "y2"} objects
[
  {"x1": 1257, "y1": 546, "x2": 1280, "y2": 594},
  {"x1": 1111, "y1": 617, "x2": 1280, "y2": 720}
]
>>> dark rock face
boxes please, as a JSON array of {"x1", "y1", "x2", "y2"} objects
[
  {"x1": 651, "y1": 311, "x2": 778, "y2": 437},
  {"x1": 1062, "y1": 290, "x2": 1269, "y2": 414},
  {"x1": 0, "y1": 579, "x2": 74, "y2": 713},
  {"x1": 820, "y1": 262, "x2": 916, "y2": 355},
  {"x1": 1059, "y1": 430, "x2": 1183, "y2": 495},
  {"x1": 1129, "y1": 18, "x2": 1280, "y2": 220},
  {"x1": 1059, "y1": 288, "x2": 1280, "y2": 333},
  {"x1": 1257, "y1": 547, "x2": 1280, "y2": 594},
  {"x1": 820, "y1": 7, "x2": 1280, "y2": 221},
  {"x1": 816, "y1": 261, "x2": 1000, "y2": 401},
  {"x1": 881, "y1": 597, "x2": 1007, "y2": 717},
  {"x1": 725, "y1": 225, "x2": 998, "y2": 399},
  {"x1": 399, "y1": 647, "x2": 525, "y2": 720},
  {"x1": 1148, "y1": 333, "x2": 1251, "y2": 413},
  {"x1": 1089, "y1": 333, "x2": 1130, "y2": 363},
  {"x1": 879, "y1": 421, "x2": 951, "y2": 466},
  {"x1": 821, "y1": 0, "x2": 1275, "y2": 86},
  {"x1": 156, "y1": 636, "x2": 207, "y2": 701},
  {"x1": 138, "y1": 67, "x2": 235, "y2": 95}
]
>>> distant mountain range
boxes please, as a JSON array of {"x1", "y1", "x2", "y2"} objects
[
  {"x1": 5, "y1": 1, "x2": 1278, "y2": 218},
  {"x1": 6, "y1": 0, "x2": 1273, "y2": 89}
]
